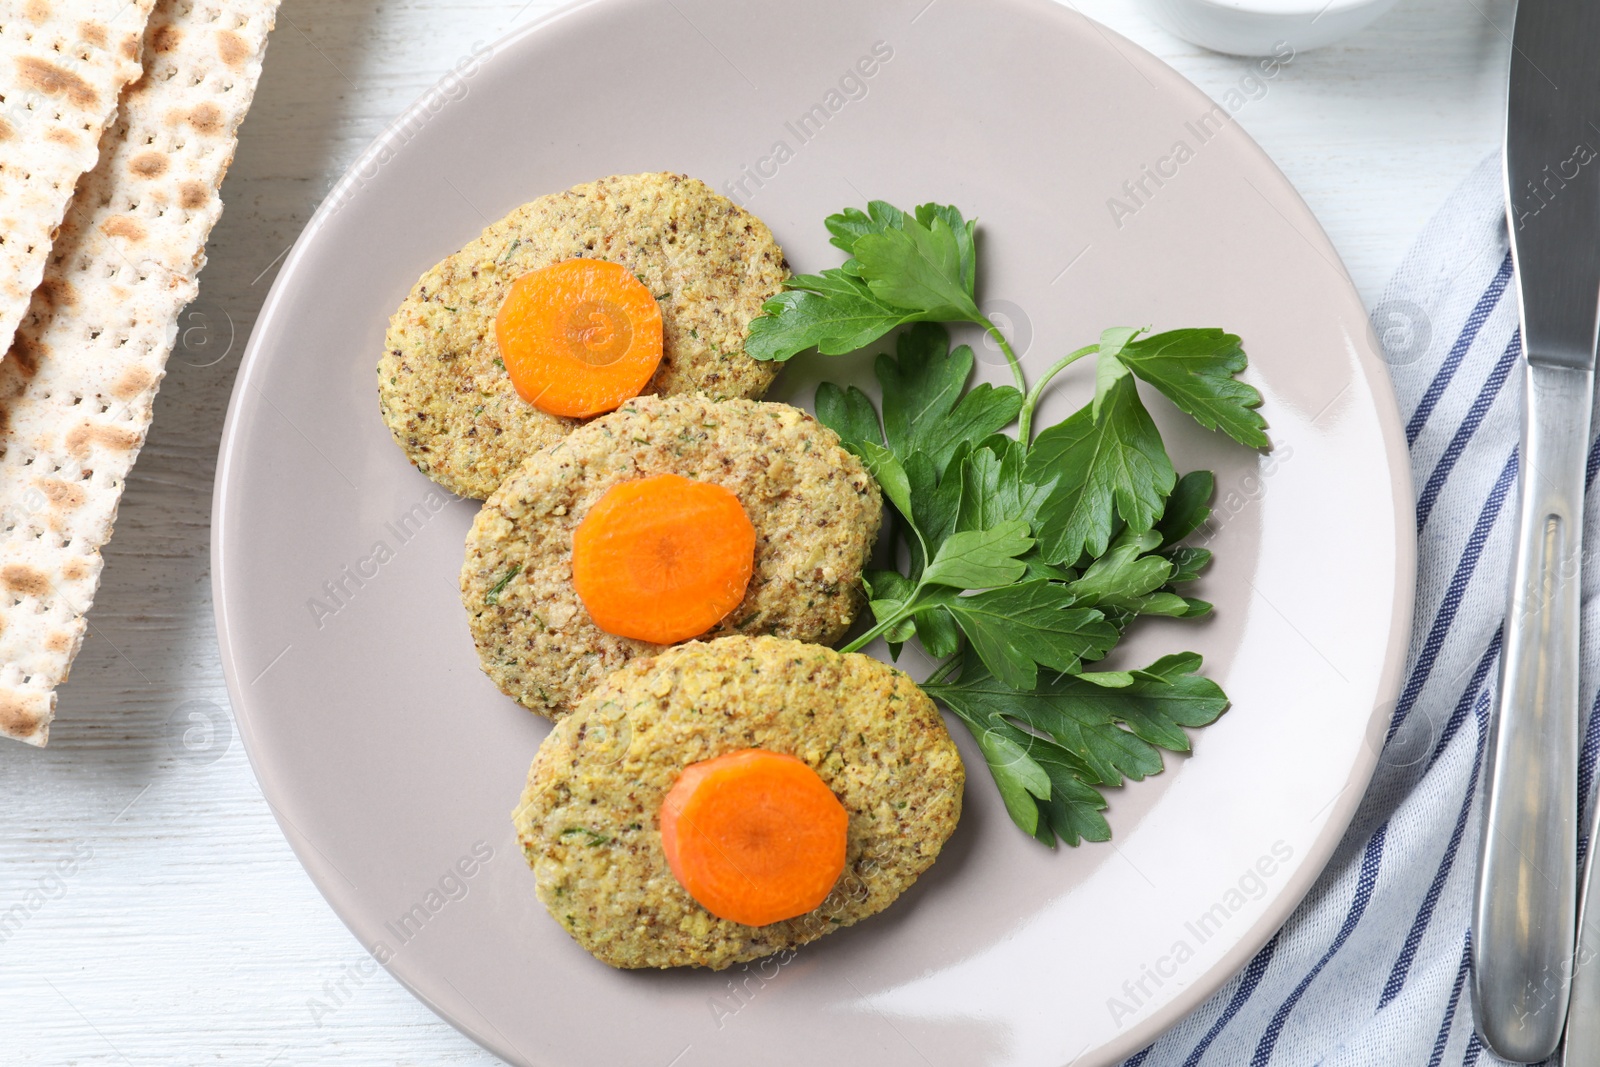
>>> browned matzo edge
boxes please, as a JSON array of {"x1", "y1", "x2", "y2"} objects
[
  {"x1": 0, "y1": 0, "x2": 281, "y2": 746},
  {"x1": 0, "y1": 0, "x2": 158, "y2": 361}
]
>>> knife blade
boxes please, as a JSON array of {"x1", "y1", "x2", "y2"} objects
[{"x1": 1474, "y1": 2, "x2": 1600, "y2": 1061}]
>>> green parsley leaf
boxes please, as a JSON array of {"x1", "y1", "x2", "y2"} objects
[
  {"x1": 921, "y1": 520, "x2": 1032, "y2": 589},
  {"x1": 1115, "y1": 652, "x2": 1231, "y2": 749},
  {"x1": 957, "y1": 435, "x2": 1052, "y2": 534},
  {"x1": 1020, "y1": 549, "x2": 1075, "y2": 582},
  {"x1": 972, "y1": 724, "x2": 1052, "y2": 836},
  {"x1": 914, "y1": 606, "x2": 963, "y2": 659},
  {"x1": 750, "y1": 203, "x2": 987, "y2": 363},
  {"x1": 864, "y1": 570, "x2": 919, "y2": 646},
  {"x1": 929, "y1": 594, "x2": 1035, "y2": 689},
  {"x1": 854, "y1": 210, "x2": 981, "y2": 321},
  {"x1": 878, "y1": 325, "x2": 968, "y2": 454},
  {"x1": 1029, "y1": 377, "x2": 1176, "y2": 564},
  {"x1": 904, "y1": 449, "x2": 962, "y2": 575},
  {"x1": 1096, "y1": 325, "x2": 1143, "y2": 359},
  {"x1": 865, "y1": 569, "x2": 913, "y2": 601},
  {"x1": 1122, "y1": 593, "x2": 1194, "y2": 618},
  {"x1": 929, "y1": 383, "x2": 1024, "y2": 470},
  {"x1": 1116, "y1": 329, "x2": 1269, "y2": 448},
  {"x1": 1068, "y1": 528, "x2": 1172, "y2": 609},
  {"x1": 855, "y1": 440, "x2": 914, "y2": 523},
  {"x1": 1092, "y1": 354, "x2": 1131, "y2": 420},
  {"x1": 1026, "y1": 737, "x2": 1114, "y2": 846},
  {"x1": 1163, "y1": 546, "x2": 1212, "y2": 585},
  {"x1": 982, "y1": 720, "x2": 1114, "y2": 846},
  {"x1": 1158, "y1": 470, "x2": 1215, "y2": 545},
  {"x1": 744, "y1": 269, "x2": 917, "y2": 361},
  {"x1": 933, "y1": 580, "x2": 1118, "y2": 689},
  {"x1": 876, "y1": 325, "x2": 1022, "y2": 470},
  {"x1": 1090, "y1": 328, "x2": 1141, "y2": 421},
  {"x1": 825, "y1": 200, "x2": 907, "y2": 254},
  {"x1": 1074, "y1": 671, "x2": 1136, "y2": 688},
  {"x1": 927, "y1": 652, "x2": 1227, "y2": 791},
  {"x1": 912, "y1": 203, "x2": 978, "y2": 292},
  {"x1": 814, "y1": 381, "x2": 885, "y2": 455}
]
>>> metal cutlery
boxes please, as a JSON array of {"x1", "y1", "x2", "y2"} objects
[{"x1": 1474, "y1": 1, "x2": 1600, "y2": 1060}]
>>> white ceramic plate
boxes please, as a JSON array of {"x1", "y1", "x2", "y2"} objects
[{"x1": 213, "y1": 1, "x2": 1414, "y2": 1063}]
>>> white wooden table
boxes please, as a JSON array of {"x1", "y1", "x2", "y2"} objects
[{"x1": 0, "y1": 1, "x2": 1512, "y2": 1062}]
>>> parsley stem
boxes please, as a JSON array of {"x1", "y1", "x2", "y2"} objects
[
  {"x1": 840, "y1": 614, "x2": 899, "y2": 655},
  {"x1": 924, "y1": 656, "x2": 961, "y2": 686},
  {"x1": 840, "y1": 582, "x2": 928, "y2": 654},
  {"x1": 978, "y1": 316, "x2": 1027, "y2": 395},
  {"x1": 1017, "y1": 343, "x2": 1099, "y2": 442}
]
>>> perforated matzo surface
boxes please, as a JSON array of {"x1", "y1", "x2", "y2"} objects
[
  {"x1": 0, "y1": 0, "x2": 279, "y2": 745},
  {"x1": 0, "y1": 0, "x2": 157, "y2": 361}
]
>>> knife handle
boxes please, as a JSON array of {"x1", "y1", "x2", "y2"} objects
[{"x1": 1472, "y1": 360, "x2": 1591, "y2": 1063}]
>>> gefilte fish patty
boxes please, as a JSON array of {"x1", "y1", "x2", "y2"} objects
[
  {"x1": 461, "y1": 395, "x2": 882, "y2": 719},
  {"x1": 513, "y1": 636, "x2": 965, "y2": 969},
  {"x1": 379, "y1": 172, "x2": 789, "y2": 498}
]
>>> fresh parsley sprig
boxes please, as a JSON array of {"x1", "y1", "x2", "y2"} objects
[
  {"x1": 745, "y1": 201, "x2": 1268, "y2": 845},
  {"x1": 746, "y1": 202, "x2": 1028, "y2": 393}
]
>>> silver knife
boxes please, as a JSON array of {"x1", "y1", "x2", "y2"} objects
[{"x1": 1474, "y1": 2, "x2": 1600, "y2": 1061}]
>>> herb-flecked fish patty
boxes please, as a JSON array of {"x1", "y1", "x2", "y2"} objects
[
  {"x1": 461, "y1": 395, "x2": 882, "y2": 719},
  {"x1": 513, "y1": 636, "x2": 965, "y2": 969},
  {"x1": 378, "y1": 172, "x2": 789, "y2": 499}
]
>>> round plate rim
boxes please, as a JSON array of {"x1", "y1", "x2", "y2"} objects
[{"x1": 211, "y1": 1, "x2": 1418, "y2": 1062}]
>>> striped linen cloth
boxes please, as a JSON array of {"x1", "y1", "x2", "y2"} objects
[{"x1": 1125, "y1": 153, "x2": 1595, "y2": 1066}]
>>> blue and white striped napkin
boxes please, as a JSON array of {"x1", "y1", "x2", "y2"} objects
[{"x1": 1125, "y1": 154, "x2": 1599, "y2": 1066}]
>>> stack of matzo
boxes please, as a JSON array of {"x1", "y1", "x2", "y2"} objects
[
  {"x1": 0, "y1": 0, "x2": 280, "y2": 745},
  {"x1": 0, "y1": 0, "x2": 157, "y2": 357}
]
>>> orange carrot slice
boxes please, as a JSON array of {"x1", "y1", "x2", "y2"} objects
[
  {"x1": 494, "y1": 258, "x2": 664, "y2": 418},
  {"x1": 571, "y1": 473, "x2": 756, "y2": 644},
  {"x1": 660, "y1": 749, "x2": 848, "y2": 926}
]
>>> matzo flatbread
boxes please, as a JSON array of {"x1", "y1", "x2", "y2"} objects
[
  {"x1": 0, "y1": 0, "x2": 280, "y2": 745},
  {"x1": 0, "y1": 0, "x2": 156, "y2": 360}
]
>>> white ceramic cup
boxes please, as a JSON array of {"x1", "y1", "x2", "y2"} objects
[{"x1": 1135, "y1": 0, "x2": 1401, "y2": 56}]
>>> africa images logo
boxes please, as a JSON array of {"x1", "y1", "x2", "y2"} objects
[
  {"x1": 1106, "y1": 42, "x2": 1296, "y2": 230},
  {"x1": 1106, "y1": 840, "x2": 1294, "y2": 1028},
  {"x1": 1509, "y1": 141, "x2": 1600, "y2": 230},
  {"x1": 305, "y1": 489, "x2": 451, "y2": 629},
  {"x1": 721, "y1": 40, "x2": 895, "y2": 207}
]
